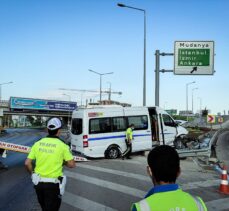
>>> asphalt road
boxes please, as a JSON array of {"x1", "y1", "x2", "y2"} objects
[
  {"x1": 1, "y1": 129, "x2": 229, "y2": 211},
  {"x1": 0, "y1": 129, "x2": 46, "y2": 211}
]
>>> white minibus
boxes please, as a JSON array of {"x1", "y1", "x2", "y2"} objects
[{"x1": 70, "y1": 106, "x2": 188, "y2": 158}]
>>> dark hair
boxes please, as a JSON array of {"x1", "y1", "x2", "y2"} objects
[
  {"x1": 147, "y1": 145, "x2": 180, "y2": 183},
  {"x1": 48, "y1": 128, "x2": 59, "y2": 136}
]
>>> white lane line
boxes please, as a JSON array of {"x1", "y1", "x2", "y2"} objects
[
  {"x1": 63, "y1": 191, "x2": 117, "y2": 211},
  {"x1": 112, "y1": 159, "x2": 145, "y2": 165},
  {"x1": 77, "y1": 163, "x2": 150, "y2": 181},
  {"x1": 206, "y1": 198, "x2": 229, "y2": 211},
  {"x1": 64, "y1": 170, "x2": 146, "y2": 198},
  {"x1": 76, "y1": 164, "x2": 219, "y2": 190},
  {"x1": 181, "y1": 179, "x2": 220, "y2": 190}
]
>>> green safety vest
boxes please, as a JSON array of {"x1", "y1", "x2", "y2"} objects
[
  {"x1": 126, "y1": 127, "x2": 133, "y2": 140},
  {"x1": 28, "y1": 137, "x2": 73, "y2": 178},
  {"x1": 133, "y1": 189, "x2": 207, "y2": 211}
]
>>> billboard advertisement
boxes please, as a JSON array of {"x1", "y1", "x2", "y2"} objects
[{"x1": 10, "y1": 97, "x2": 77, "y2": 112}]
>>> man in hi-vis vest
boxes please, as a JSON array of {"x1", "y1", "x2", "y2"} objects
[
  {"x1": 132, "y1": 145, "x2": 207, "y2": 211},
  {"x1": 122, "y1": 124, "x2": 134, "y2": 159},
  {"x1": 25, "y1": 117, "x2": 75, "y2": 211}
]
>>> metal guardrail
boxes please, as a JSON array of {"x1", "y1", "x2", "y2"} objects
[{"x1": 177, "y1": 127, "x2": 229, "y2": 162}]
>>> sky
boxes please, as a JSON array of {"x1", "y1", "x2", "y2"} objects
[{"x1": 0, "y1": 0, "x2": 228, "y2": 114}]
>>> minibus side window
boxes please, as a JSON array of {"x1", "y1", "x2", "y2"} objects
[
  {"x1": 71, "y1": 118, "x2": 82, "y2": 135},
  {"x1": 112, "y1": 117, "x2": 126, "y2": 132},
  {"x1": 162, "y1": 114, "x2": 176, "y2": 127},
  {"x1": 127, "y1": 115, "x2": 148, "y2": 130},
  {"x1": 89, "y1": 118, "x2": 111, "y2": 134}
]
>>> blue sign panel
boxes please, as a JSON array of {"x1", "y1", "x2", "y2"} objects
[{"x1": 10, "y1": 97, "x2": 77, "y2": 111}]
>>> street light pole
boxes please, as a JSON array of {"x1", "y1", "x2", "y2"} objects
[
  {"x1": 63, "y1": 94, "x2": 71, "y2": 129},
  {"x1": 99, "y1": 74, "x2": 102, "y2": 102},
  {"x1": 107, "y1": 82, "x2": 112, "y2": 101},
  {"x1": 117, "y1": 3, "x2": 146, "y2": 106},
  {"x1": 198, "y1": 97, "x2": 202, "y2": 114},
  {"x1": 0, "y1": 81, "x2": 13, "y2": 101},
  {"x1": 88, "y1": 69, "x2": 113, "y2": 104},
  {"x1": 143, "y1": 10, "x2": 146, "y2": 106},
  {"x1": 186, "y1": 81, "x2": 195, "y2": 121},
  {"x1": 192, "y1": 88, "x2": 198, "y2": 114}
]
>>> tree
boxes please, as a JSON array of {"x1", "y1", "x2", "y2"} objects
[
  {"x1": 34, "y1": 116, "x2": 42, "y2": 127},
  {"x1": 202, "y1": 107, "x2": 208, "y2": 117},
  {"x1": 26, "y1": 116, "x2": 35, "y2": 126}
]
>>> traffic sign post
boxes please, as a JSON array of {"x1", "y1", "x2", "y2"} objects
[
  {"x1": 218, "y1": 117, "x2": 223, "y2": 124},
  {"x1": 154, "y1": 40, "x2": 215, "y2": 107},
  {"x1": 174, "y1": 41, "x2": 214, "y2": 75},
  {"x1": 207, "y1": 114, "x2": 216, "y2": 130},
  {"x1": 218, "y1": 117, "x2": 223, "y2": 128},
  {"x1": 207, "y1": 114, "x2": 216, "y2": 124}
]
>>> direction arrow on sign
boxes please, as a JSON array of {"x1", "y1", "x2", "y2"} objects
[
  {"x1": 190, "y1": 66, "x2": 197, "y2": 74},
  {"x1": 207, "y1": 115, "x2": 215, "y2": 123}
]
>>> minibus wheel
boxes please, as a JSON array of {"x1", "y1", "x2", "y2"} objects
[{"x1": 105, "y1": 145, "x2": 120, "y2": 159}]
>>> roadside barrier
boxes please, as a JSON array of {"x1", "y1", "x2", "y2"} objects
[
  {"x1": 0, "y1": 141, "x2": 30, "y2": 154},
  {"x1": 218, "y1": 165, "x2": 229, "y2": 194},
  {"x1": 0, "y1": 141, "x2": 88, "y2": 162}
]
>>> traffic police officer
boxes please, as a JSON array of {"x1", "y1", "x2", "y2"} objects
[
  {"x1": 132, "y1": 145, "x2": 207, "y2": 211},
  {"x1": 25, "y1": 117, "x2": 75, "y2": 211},
  {"x1": 122, "y1": 124, "x2": 134, "y2": 159}
]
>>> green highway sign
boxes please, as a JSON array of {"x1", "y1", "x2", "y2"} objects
[{"x1": 174, "y1": 41, "x2": 214, "y2": 75}]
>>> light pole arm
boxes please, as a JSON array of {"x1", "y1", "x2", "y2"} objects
[
  {"x1": 117, "y1": 3, "x2": 146, "y2": 106},
  {"x1": 0, "y1": 81, "x2": 13, "y2": 101},
  {"x1": 88, "y1": 69, "x2": 100, "y2": 75},
  {"x1": 117, "y1": 3, "x2": 145, "y2": 12},
  {"x1": 102, "y1": 72, "x2": 114, "y2": 76}
]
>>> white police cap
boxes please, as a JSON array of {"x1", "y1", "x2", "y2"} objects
[{"x1": 47, "y1": 118, "x2": 62, "y2": 130}]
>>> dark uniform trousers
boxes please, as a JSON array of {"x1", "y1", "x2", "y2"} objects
[
  {"x1": 123, "y1": 139, "x2": 132, "y2": 158},
  {"x1": 35, "y1": 182, "x2": 61, "y2": 211}
]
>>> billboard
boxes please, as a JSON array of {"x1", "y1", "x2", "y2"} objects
[{"x1": 10, "y1": 97, "x2": 77, "y2": 112}]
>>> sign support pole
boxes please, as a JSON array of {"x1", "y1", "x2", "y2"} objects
[
  {"x1": 154, "y1": 50, "x2": 173, "y2": 107},
  {"x1": 155, "y1": 50, "x2": 160, "y2": 106}
]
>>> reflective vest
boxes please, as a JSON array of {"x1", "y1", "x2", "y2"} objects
[
  {"x1": 133, "y1": 189, "x2": 207, "y2": 211},
  {"x1": 28, "y1": 136, "x2": 73, "y2": 178},
  {"x1": 126, "y1": 127, "x2": 133, "y2": 140}
]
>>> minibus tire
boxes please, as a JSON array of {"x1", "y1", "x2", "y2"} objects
[{"x1": 105, "y1": 146, "x2": 120, "y2": 159}]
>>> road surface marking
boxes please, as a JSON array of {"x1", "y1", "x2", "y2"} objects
[
  {"x1": 64, "y1": 170, "x2": 146, "y2": 198},
  {"x1": 77, "y1": 163, "x2": 150, "y2": 181},
  {"x1": 63, "y1": 191, "x2": 117, "y2": 211},
  {"x1": 181, "y1": 179, "x2": 219, "y2": 190},
  {"x1": 113, "y1": 158, "x2": 146, "y2": 165},
  {"x1": 76, "y1": 163, "x2": 219, "y2": 191}
]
